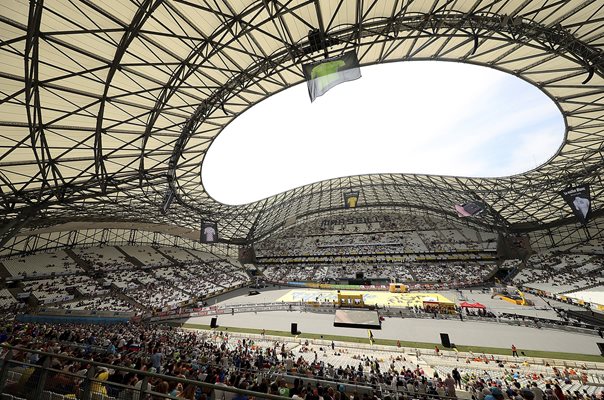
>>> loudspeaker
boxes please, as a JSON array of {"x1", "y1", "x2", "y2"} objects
[
  {"x1": 291, "y1": 323, "x2": 298, "y2": 335},
  {"x1": 210, "y1": 317, "x2": 218, "y2": 329},
  {"x1": 308, "y1": 29, "x2": 323, "y2": 52},
  {"x1": 440, "y1": 333, "x2": 451, "y2": 348},
  {"x1": 597, "y1": 342, "x2": 604, "y2": 356}
]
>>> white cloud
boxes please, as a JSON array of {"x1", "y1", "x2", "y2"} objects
[{"x1": 202, "y1": 61, "x2": 564, "y2": 205}]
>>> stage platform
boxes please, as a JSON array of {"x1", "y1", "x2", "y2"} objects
[{"x1": 334, "y1": 309, "x2": 381, "y2": 329}]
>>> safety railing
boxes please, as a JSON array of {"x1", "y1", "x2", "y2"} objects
[
  {"x1": 0, "y1": 344, "x2": 289, "y2": 400},
  {"x1": 148, "y1": 300, "x2": 599, "y2": 336}
]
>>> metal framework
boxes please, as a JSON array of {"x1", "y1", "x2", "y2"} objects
[{"x1": 0, "y1": 0, "x2": 603, "y2": 252}]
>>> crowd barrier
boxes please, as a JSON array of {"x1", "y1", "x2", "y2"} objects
[
  {"x1": 36, "y1": 308, "x2": 135, "y2": 318},
  {"x1": 146, "y1": 300, "x2": 599, "y2": 337},
  {"x1": 16, "y1": 314, "x2": 131, "y2": 325},
  {"x1": 187, "y1": 329, "x2": 604, "y2": 373},
  {"x1": 523, "y1": 286, "x2": 604, "y2": 310},
  {"x1": 280, "y1": 281, "x2": 492, "y2": 291},
  {"x1": 0, "y1": 344, "x2": 289, "y2": 400}
]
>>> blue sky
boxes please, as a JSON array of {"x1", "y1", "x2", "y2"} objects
[{"x1": 202, "y1": 61, "x2": 564, "y2": 205}]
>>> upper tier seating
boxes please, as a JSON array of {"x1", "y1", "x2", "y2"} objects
[{"x1": 2, "y1": 250, "x2": 81, "y2": 278}]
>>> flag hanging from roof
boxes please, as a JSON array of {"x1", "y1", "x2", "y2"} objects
[
  {"x1": 344, "y1": 191, "x2": 359, "y2": 209},
  {"x1": 559, "y1": 184, "x2": 592, "y2": 225},
  {"x1": 454, "y1": 201, "x2": 485, "y2": 218},
  {"x1": 302, "y1": 51, "x2": 361, "y2": 102}
]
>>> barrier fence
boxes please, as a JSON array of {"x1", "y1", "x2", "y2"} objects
[
  {"x1": 0, "y1": 344, "x2": 289, "y2": 400},
  {"x1": 0, "y1": 343, "x2": 468, "y2": 400},
  {"x1": 184, "y1": 329, "x2": 604, "y2": 373},
  {"x1": 2, "y1": 331, "x2": 603, "y2": 400},
  {"x1": 146, "y1": 301, "x2": 599, "y2": 337}
]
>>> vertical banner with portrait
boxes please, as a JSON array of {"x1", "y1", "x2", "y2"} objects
[
  {"x1": 560, "y1": 185, "x2": 592, "y2": 225},
  {"x1": 343, "y1": 191, "x2": 359, "y2": 209},
  {"x1": 200, "y1": 221, "x2": 219, "y2": 243}
]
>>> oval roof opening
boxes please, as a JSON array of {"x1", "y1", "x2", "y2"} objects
[{"x1": 202, "y1": 61, "x2": 565, "y2": 206}]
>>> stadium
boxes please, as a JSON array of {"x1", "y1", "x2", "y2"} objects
[{"x1": 0, "y1": 0, "x2": 603, "y2": 400}]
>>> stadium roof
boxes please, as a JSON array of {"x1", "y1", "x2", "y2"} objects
[{"x1": 0, "y1": 0, "x2": 603, "y2": 247}]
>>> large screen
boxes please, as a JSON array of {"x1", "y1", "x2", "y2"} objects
[{"x1": 334, "y1": 309, "x2": 381, "y2": 329}]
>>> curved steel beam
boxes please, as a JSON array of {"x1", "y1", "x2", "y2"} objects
[
  {"x1": 93, "y1": 0, "x2": 164, "y2": 194},
  {"x1": 138, "y1": 0, "x2": 316, "y2": 183},
  {"x1": 167, "y1": 10, "x2": 604, "y2": 216},
  {"x1": 24, "y1": 0, "x2": 65, "y2": 202}
]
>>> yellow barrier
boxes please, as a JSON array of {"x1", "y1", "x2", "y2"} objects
[{"x1": 495, "y1": 294, "x2": 525, "y2": 305}]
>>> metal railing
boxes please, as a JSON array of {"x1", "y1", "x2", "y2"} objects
[
  {"x1": 0, "y1": 344, "x2": 290, "y2": 400},
  {"x1": 151, "y1": 300, "x2": 599, "y2": 337},
  {"x1": 0, "y1": 343, "x2": 468, "y2": 400}
]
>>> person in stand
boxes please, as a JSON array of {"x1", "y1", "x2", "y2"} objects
[
  {"x1": 452, "y1": 367, "x2": 462, "y2": 389},
  {"x1": 530, "y1": 382, "x2": 545, "y2": 400},
  {"x1": 434, "y1": 345, "x2": 440, "y2": 356},
  {"x1": 554, "y1": 383, "x2": 566, "y2": 400},
  {"x1": 512, "y1": 344, "x2": 518, "y2": 357},
  {"x1": 444, "y1": 373, "x2": 456, "y2": 398}
]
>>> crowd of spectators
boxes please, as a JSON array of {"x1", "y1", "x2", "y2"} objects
[
  {"x1": 20, "y1": 274, "x2": 107, "y2": 304},
  {"x1": 512, "y1": 253, "x2": 604, "y2": 295},
  {"x1": 153, "y1": 266, "x2": 224, "y2": 297},
  {"x1": 1, "y1": 250, "x2": 82, "y2": 279},
  {"x1": 255, "y1": 213, "x2": 498, "y2": 259},
  {"x1": 127, "y1": 281, "x2": 193, "y2": 310},
  {"x1": 0, "y1": 246, "x2": 251, "y2": 314},
  {"x1": 75, "y1": 246, "x2": 135, "y2": 272},
  {"x1": 0, "y1": 288, "x2": 21, "y2": 313},
  {"x1": 0, "y1": 320, "x2": 600, "y2": 400},
  {"x1": 261, "y1": 262, "x2": 495, "y2": 285},
  {"x1": 58, "y1": 295, "x2": 136, "y2": 312}
]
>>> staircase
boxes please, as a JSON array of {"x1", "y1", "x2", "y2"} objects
[
  {"x1": 0, "y1": 262, "x2": 11, "y2": 279},
  {"x1": 114, "y1": 246, "x2": 145, "y2": 268},
  {"x1": 116, "y1": 290, "x2": 149, "y2": 312},
  {"x1": 64, "y1": 248, "x2": 95, "y2": 274},
  {"x1": 154, "y1": 247, "x2": 180, "y2": 265}
]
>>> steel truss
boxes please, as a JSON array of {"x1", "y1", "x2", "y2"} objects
[
  {"x1": 0, "y1": 225, "x2": 234, "y2": 259},
  {"x1": 0, "y1": 0, "x2": 603, "y2": 252}
]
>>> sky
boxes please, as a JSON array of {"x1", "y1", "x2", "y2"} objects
[{"x1": 202, "y1": 61, "x2": 564, "y2": 205}]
